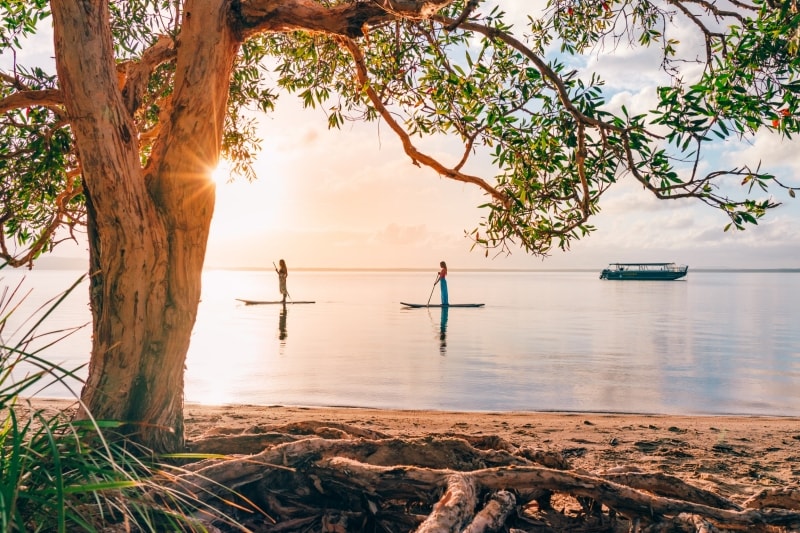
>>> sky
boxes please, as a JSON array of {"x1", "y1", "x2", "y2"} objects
[
  {"x1": 204, "y1": 96, "x2": 800, "y2": 271},
  {"x1": 6, "y1": 2, "x2": 800, "y2": 270}
]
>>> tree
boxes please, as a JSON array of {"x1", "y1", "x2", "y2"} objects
[{"x1": 1, "y1": 0, "x2": 798, "y2": 453}]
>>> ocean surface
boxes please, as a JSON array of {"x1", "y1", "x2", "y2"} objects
[{"x1": 3, "y1": 268, "x2": 799, "y2": 416}]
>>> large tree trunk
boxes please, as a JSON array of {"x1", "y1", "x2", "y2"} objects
[{"x1": 51, "y1": 0, "x2": 239, "y2": 453}]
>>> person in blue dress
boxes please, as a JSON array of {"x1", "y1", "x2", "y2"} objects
[{"x1": 434, "y1": 261, "x2": 448, "y2": 306}]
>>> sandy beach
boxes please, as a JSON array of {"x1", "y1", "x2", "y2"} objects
[
  {"x1": 24, "y1": 399, "x2": 800, "y2": 531},
  {"x1": 187, "y1": 405, "x2": 800, "y2": 499},
  {"x1": 30, "y1": 399, "x2": 800, "y2": 503}
]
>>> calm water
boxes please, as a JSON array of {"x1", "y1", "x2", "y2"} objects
[{"x1": 3, "y1": 268, "x2": 799, "y2": 415}]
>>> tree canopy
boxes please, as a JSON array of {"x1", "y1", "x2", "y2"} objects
[{"x1": 3, "y1": 0, "x2": 798, "y2": 268}]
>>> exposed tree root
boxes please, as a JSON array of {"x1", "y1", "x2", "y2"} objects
[{"x1": 173, "y1": 421, "x2": 800, "y2": 532}]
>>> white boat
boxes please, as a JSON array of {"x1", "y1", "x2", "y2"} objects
[{"x1": 599, "y1": 262, "x2": 688, "y2": 280}]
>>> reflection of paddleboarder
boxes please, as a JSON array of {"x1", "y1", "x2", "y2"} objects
[
  {"x1": 439, "y1": 306, "x2": 448, "y2": 355},
  {"x1": 278, "y1": 303, "x2": 288, "y2": 342},
  {"x1": 434, "y1": 261, "x2": 448, "y2": 306},
  {"x1": 274, "y1": 259, "x2": 288, "y2": 303}
]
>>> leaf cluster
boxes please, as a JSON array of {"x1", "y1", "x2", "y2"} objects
[
  {"x1": 0, "y1": 65, "x2": 82, "y2": 268},
  {"x1": 0, "y1": 1, "x2": 49, "y2": 58}
]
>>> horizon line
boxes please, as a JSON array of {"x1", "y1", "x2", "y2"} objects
[{"x1": 203, "y1": 266, "x2": 800, "y2": 273}]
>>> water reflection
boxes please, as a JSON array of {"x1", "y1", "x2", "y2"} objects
[
  {"x1": 439, "y1": 306, "x2": 449, "y2": 355},
  {"x1": 278, "y1": 303, "x2": 288, "y2": 342},
  {"x1": 13, "y1": 269, "x2": 800, "y2": 415}
]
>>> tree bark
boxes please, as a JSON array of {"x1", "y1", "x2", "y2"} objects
[{"x1": 51, "y1": 0, "x2": 239, "y2": 452}]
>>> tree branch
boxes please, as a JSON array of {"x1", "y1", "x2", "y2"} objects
[
  {"x1": 0, "y1": 173, "x2": 83, "y2": 268},
  {"x1": 0, "y1": 88, "x2": 63, "y2": 115},
  {"x1": 336, "y1": 35, "x2": 509, "y2": 206},
  {"x1": 439, "y1": 17, "x2": 632, "y2": 138},
  {"x1": 444, "y1": 0, "x2": 479, "y2": 31},
  {"x1": 117, "y1": 34, "x2": 176, "y2": 115},
  {"x1": 236, "y1": 0, "x2": 455, "y2": 38},
  {"x1": 669, "y1": 0, "x2": 750, "y2": 22}
]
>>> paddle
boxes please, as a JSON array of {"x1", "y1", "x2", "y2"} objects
[{"x1": 426, "y1": 274, "x2": 439, "y2": 307}]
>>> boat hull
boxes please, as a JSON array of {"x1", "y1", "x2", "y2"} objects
[
  {"x1": 401, "y1": 302, "x2": 484, "y2": 308},
  {"x1": 236, "y1": 299, "x2": 315, "y2": 305}
]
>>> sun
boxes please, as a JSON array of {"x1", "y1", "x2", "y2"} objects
[{"x1": 210, "y1": 161, "x2": 233, "y2": 184}]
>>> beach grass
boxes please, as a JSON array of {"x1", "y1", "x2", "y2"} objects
[{"x1": 0, "y1": 268, "x2": 247, "y2": 532}]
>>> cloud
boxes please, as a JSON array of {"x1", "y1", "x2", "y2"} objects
[
  {"x1": 728, "y1": 129, "x2": 800, "y2": 175},
  {"x1": 373, "y1": 224, "x2": 431, "y2": 246}
]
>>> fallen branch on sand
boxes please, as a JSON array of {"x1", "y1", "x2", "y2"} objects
[{"x1": 175, "y1": 420, "x2": 800, "y2": 532}]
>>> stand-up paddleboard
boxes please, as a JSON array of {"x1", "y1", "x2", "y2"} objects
[
  {"x1": 236, "y1": 299, "x2": 315, "y2": 305},
  {"x1": 401, "y1": 302, "x2": 484, "y2": 308}
]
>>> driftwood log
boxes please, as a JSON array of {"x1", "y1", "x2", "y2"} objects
[{"x1": 170, "y1": 420, "x2": 800, "y2": 532}]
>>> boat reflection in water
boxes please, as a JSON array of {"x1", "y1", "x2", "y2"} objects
[{"x1": 599, "y1": 262, "x2": 688, "y2": 280}]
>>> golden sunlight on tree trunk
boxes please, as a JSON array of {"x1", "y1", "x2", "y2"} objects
[{"x1": 51, "y1": 0, "x2": 238, "y2": 452}]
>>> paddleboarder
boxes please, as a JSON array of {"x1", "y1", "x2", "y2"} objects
[
  {"x1": 275, "y1": 259, "x2": 288, "y2": 304},
  {"x1": 434, "y1": 260, "x2": 449, "y2": 306}
]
